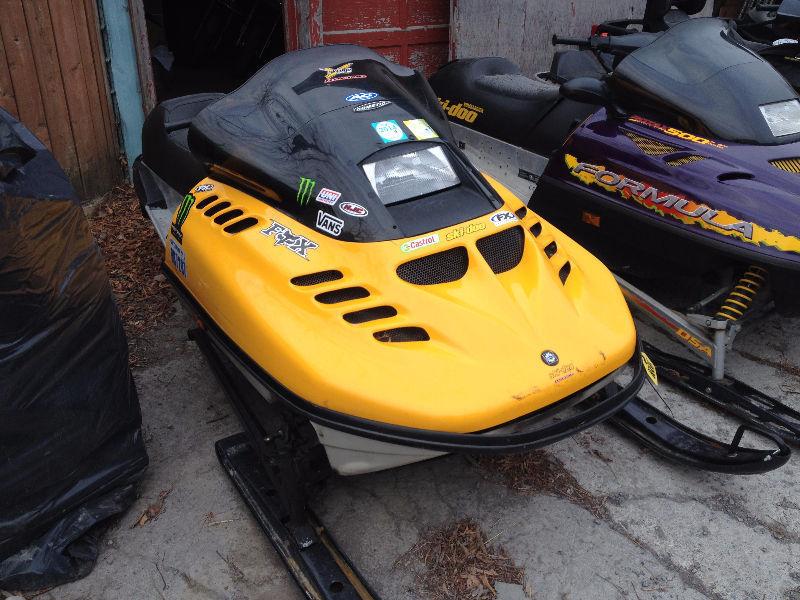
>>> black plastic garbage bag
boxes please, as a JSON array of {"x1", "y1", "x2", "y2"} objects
[{"x1": 0, "y1": 108, "x2": 148, "y2": 590}]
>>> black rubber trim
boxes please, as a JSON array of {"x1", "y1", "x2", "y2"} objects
[{"x1": 163, "y1": 264, "x2": 644, "y2": 453}]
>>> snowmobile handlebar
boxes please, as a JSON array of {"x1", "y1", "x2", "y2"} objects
[{"x1": 552, "y1": 32, "x2": 656, "y2": 57}]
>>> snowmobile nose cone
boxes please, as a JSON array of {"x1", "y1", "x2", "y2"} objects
[{"x1": 541, "y1": 350, "x2": 559, "y2": 366}]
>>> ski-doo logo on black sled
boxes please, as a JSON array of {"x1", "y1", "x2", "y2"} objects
[
  {"x1": 261, "y1": 220, "x2": 319, "y2": 260},
  {"x1": 569, "y1": 160, "x2": 754, "y2": 240},
  {"x1": 171, "y1": 193, "x2": 195, "y2": 243}
]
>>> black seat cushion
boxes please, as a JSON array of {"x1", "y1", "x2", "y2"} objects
[
  {"x1": 550, "y1": 50, "x2": 606, "y2": 84},
  {"x1": 141, "y1": 93, "x2": 223, "y2": 194}
]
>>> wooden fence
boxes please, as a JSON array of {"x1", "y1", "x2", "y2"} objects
[{"x1": 0, "y1": 0, "x2": 121, "y2": 199}]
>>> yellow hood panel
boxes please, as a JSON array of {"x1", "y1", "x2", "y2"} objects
[{"x1": 166, "y1": 175, "x2": 636, "y2": 432}]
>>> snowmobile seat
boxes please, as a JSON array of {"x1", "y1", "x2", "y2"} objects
[
  {"x1": 141, "y1": 92, "x2": 223, "y2": 195},
  {"x1": 550, "y1": 49, "x2": 607, "y2": 84}
]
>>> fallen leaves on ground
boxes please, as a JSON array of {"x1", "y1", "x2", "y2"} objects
[
  {"x1": 88, "y1": 184, "x2": 174, "y2": 367},
  {"x1": 400, "y1": 518, "x2": 526, "y2": 600},
  {"x1": 478, "y1": 450, "x2": 609, "y2": 519},
  {"x1": 132, "y1": 487, "x2": 173, "y2": 528}
]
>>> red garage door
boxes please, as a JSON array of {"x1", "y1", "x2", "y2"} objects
[{"x1": 285, "y1": 0, "x2": 450, "y2": 77}]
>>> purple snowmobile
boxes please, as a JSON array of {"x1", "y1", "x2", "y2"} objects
[{"x1": 430, "y1": 16, "x2": 800, "y2": 465}]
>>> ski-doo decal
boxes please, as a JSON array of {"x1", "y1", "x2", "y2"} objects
[
  {"x1": 627, "y1": 116, "x2": 727, "y2": 149},
  {"x1": 565, "y1": 154, "x2": 800, "y2": 255},
  {"x1": 437, "y1": 98, "x2": 483, "y2": 124}
]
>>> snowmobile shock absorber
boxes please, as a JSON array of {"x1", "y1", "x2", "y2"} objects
[{"x1": 715, "y1": 266, "x2": 768, "y2": 321}]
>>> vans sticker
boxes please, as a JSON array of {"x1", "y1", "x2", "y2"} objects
[
  {"x1": 261, "y1": 220, "x2": 319, "y2": 260},
  {"x1": 169, "y1": 238, "x2": 187, "y2": 277},
  {"x1": 371, "y1": 120, "x2": 408, "y2": 143},
  {"x1": 339, "y1": 202, "x2": 368, "y2": 217},
  {"x1": 404, "y1": 118, "x2": 438, "y2": 140},
  {"x1": 316, "y1": 210, "x2": 344, "y2": 237},
  {"x1": 316, "y1": 187, "x2": 341, "y2": 205},
  {"x1": 400, "y1": 233, "x2": 439, "y2": 253},
  {"x1": 489, "y1": 211, "x2": 519, "y2": 227}
]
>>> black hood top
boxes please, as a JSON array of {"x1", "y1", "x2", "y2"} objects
[{"x1": 188, "y1": 45, "x2": 500, "y2": 242}]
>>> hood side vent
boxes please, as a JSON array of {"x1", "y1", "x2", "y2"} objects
[
  {"x1": 770, "y1": 158, "x2": 800, "y2": 173},
  {"x1": 559, "y1": 261, "x2": 571, "y2": 284},
  {"x1": 292, "y1": 270, "x2": 344, "y2": 286},
  {"x1": 224, "y1": 217, "x2": 259, "y2": 233},
  {"x1": 515, "y1": 206, "x2": 528, "y2": 219},
  {"x1": 624, "y1": 130, "x2": 679, "y2": 156},
  {"x1": 315, "y1": 286, "x2": 370, "y2": 304},
  {"x1": 374, "y1": 327, "x2": 430, "y2": 342},
  {"x1": 397, "y1": 247, "x2": 469, "y2": 285},
  {"x1": 343, "y1": 305, "x2": 398, "y2": 324},
  {"x1": 665, "y1": 155, "x2": 705, "y2": 167},
  {"x1": 544, "y1": 241, "x2": 558, "y2": 258},
  {"x1": 196, "y1": 195, "x2": 218, "y2": 210},
  {"x1": 529, "y1": 222, "x2": 542, "y2": 237},
  {"x1": 214, "y1": 209, "x2": 243, "y2": 224},
  {"x1": 476, "y1": 226, "x2": 525, "y2": 274},
  {"x1": 204, "y1": 201, "x2": 231, "y2": 216}
]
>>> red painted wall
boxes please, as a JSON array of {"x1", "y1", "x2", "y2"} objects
[{"x1": 285, "y1": 0, "x2": 450, "y2": 77}]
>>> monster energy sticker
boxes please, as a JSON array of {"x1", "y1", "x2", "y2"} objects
[
  {"x1": 261, "y1": 220, "x2": 319, "y2": 260},
  {"x1": 170, "y1": 193, "x2": 195, "y2": 243},
  {"x1": 297, "y1": 177, "x2": 316, "y2": 205}
]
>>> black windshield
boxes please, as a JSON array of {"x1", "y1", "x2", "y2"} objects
[{"x1": 613, "y1": 18, "x2": 800, "y2": 144}]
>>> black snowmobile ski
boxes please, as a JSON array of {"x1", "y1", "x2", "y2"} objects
[
  {"x1": 193, "y1": 327, "x2": 380, "y2": 600},
  {"x1": 611, "y1": 395, "x2": 791, "y2": 474}
]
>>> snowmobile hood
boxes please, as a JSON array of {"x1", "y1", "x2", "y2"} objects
[
  {"x1": 187, "y1": 45, "x2": 501, "y2": 243},
  {"x1": 554, "y1": 111, "x2": 800, "y2": 268},
  {"x1": 613, "y1": 17, "x2": 800, "y2": 145},
  {"x1": 164, "y1": 173, "x2": 637, "y2": 433}
]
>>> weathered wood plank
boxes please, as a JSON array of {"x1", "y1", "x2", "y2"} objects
[
  {"x1": 23, "y1": 0, "x2": 83, "y2": 191},
  {"x1": 0, "y1": 0, "x2": 50, "y2": 146},
  {"x1": 128, "y1": 0, "x2": 156, "y2": 116},
  {"x1": 81, "y1": 0, "x2": 120, "y2": 175},
  {"x1": 0, "y1": 26, "x2": 19, "y2": 116},
  {"x1": 69, "y1": 0, "x2": 115, "y2": 194},
  {"x1": 50, "y1": 0, "x2": 107, "y2": 197}
]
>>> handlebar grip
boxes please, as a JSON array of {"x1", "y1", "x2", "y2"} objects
[{"x1": 551, "y1": 35, "x2": 590, "y2": 47}]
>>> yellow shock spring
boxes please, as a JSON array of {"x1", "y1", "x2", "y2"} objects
[{"x1": 715, "y1": 266, "x2": 769, "y2": 321}]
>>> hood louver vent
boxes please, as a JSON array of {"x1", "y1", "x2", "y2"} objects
[
  {"x1": 559, "y1": 261, "x2": 571, "y2": 284},
  {"x1": 624, "y1": 130, "x2": 679, "y2": 156},
  {"x1": 770, "y1": 158, "x2": 800, "y2": 173},
  {"x1": 223, "y1": 217, "x2": 258, "y2": 233},
  {"x1": 515, "y1": 206, "x2": 528, "y2": 219},
  {"x1": 196, "y1": 195, "x2": 218, "y2": 210},
  {"x1": 529, "y1": 222, "x2": 542, "y2": 237},
  {"x1": 397, "y1": 247, "x2": 469, "y2": 285},
  {"x1": 194, "y1": 196, "x2": 260, "y2": 234},
  {"x1": 292, "y1": 270, "x2": 344, "y2": 286},
  {"x1": 343, "y1": 306, "x2": 398, "y2": 324},
  {"x1": 374, "y1": 327, "x2": 430, "y2": 342},
  {"x1": 315, "y1": 287, "x2": 370, "y2": 304},
  {"x1": 477, "y1": 226, "x2": 525, "y2": 274},
  {"x1": 665, "y1": 155, "x2": 705, "y2": 167}
]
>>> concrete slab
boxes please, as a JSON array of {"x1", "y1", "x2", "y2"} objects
[{"x1": 32, "y1": 282, "x2": 800, "y2": 600}]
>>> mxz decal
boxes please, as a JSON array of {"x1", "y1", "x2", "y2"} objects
[
  {"x1": 261, "y1": 220, "x2": 318, "y2": 260},
  {"x1": 628, "y1": 116, "x2": 727, "y2": 149},
  {"x1": 565, "y1": 154, "x2": 800, "y2": 255},
  {"x1": 169, "y1": 238, "x2": 187, "y2": 277}
]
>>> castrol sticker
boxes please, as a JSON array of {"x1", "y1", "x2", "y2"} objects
[{"x1": 400, "y1": 233, "x2": 440, "y2": 253}]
